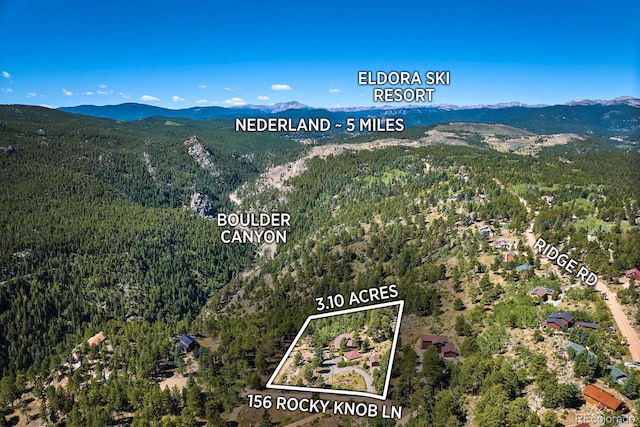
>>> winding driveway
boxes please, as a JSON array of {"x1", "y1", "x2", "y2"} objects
[{"x1": 323, "y1": 356, "x2": 376, "y2": 394}]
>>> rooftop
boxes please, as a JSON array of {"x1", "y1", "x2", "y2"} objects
[
  {"x1": 421, "y1": 335, "x2": 449, "y2": 345},
  {"x1": 343, "y1": 350, "x2": 362, "y2": 360},
  {"x1": 583, "y1": 384, "x2": 624, "y2": 411}
]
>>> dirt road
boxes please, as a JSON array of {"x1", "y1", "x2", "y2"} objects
[
  {"x1": 325, "y1": 356, "x2": 376, "y2": 394},
  {"x1": 282, "y1": 413, "x2": 325, "y2": 426},
  {"x1": 518, "y1": 196, "x2": 640, "y2": 361},
  {"x1": 595, "y1": 280, "x2": 640, "y2": 360}
]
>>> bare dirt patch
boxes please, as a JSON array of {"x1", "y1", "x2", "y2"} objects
[{"x1": 159, "y1": 374, "x2": 188, "y2": 391}]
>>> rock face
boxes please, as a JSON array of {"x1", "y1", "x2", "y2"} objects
[
  {"x1": 181, "y1": 137, "x2": 218, "y2": 218},
  {"x1": 183, "y1": 136, "x2": 220, "y2": 176},
  {"x1": 189, "y1": 192, "x2": 215, "y2": 219},
  {"x1": 142, "y1": 152, "x2": 156, "y2": 180}
]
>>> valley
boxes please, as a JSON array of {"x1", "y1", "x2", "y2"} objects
[{"x1": 0, "y1": 102, "x2": 639, "y2": 426}]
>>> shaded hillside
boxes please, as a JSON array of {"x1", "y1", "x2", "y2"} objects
[{"x1": 0, "y1": 106, "x2": 296, "y2": 373}]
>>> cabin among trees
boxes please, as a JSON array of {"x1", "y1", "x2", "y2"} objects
[
  {"x1": 343, "y1": 350, "x2": 362, "y2": 361},
  {"x1": 543, "y1": 312, "x2": 574, "y2": 330},
  {"x1": 606, "y1": 366, "x2": 627, "y2": 384},
  {"x1": 516, "y1": 263, "x2": 533, "y2": 279},
  {"x1": 369, "y1": 355, "x2": 380, "y2": 367},
  {"x1": 544, "y1": 317, "x2": 567, "y2": 330},
  {"x1": 420, "y1": 335, "x2": 448, "y2": 350},
  {"x1": 566, "y1": 343, "x2": 597, "y2": 360},
  {"x1": 493, "y1": 237, "x2": 511, "y2": 250},
  {"x1": 420, "y1": 335, "x2": 459, "y2": 358},
  {"x1": 178, "y1": 335, "x2": 200, "y2": 353},
  {"x1": 582, "y1": 384, "x2": 625, "y2": 412},
  {"x1": 502, "y1": 251, "x2": 516, "y2": 262},
  {"x1": 440, "y1": 342, "x2": 459, "y2": 358},
  {"x1": 529, "y1": 286, "x2": 554, "y2": 301}
]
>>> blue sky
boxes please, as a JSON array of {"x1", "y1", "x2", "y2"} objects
[{"x1": 0, "y1": 0, "x2": 638, "y2": 109}]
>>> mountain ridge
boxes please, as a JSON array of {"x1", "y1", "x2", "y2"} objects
[
  {"x1": 57, "y1": 96, "x2": 639, "y2": 116},
  {"x1": 53, "y1": 97, "x2": 640, "y2": 143}
]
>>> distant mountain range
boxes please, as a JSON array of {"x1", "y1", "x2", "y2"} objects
[{"x1": 57, "y1": 97, "x2": 639, "y2": 141}]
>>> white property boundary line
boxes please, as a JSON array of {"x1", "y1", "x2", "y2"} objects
[{"x1": 266, "y1": 300, "x2": 405, "y2": 401}]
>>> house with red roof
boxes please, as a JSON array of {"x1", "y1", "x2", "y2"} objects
[
  {"x1": 502, "y1": 251, "x2": 516, "y2": 262},
  {"x1": 582, "y1": 384, "x2": 624, "y2": 412},
  {"x1": 343, "y1": 350, "x2": 362, "y2": 361},
  {"x1": 441, "y1": 342, "x2": 459, "y2": 358},
  {"x1": 626, "y1": 268, "x2": 640, "y2": 282},
  {"x1": 419, "y1": 335, "x2": 459, "y2": 358},
  {"x1": 544, "y1": 312, "x2": 575, "y2": 329},
  {"x1": 420, "y1": 334, "x2": 448, "y2": 350}
]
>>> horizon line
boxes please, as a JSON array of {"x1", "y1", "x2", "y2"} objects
[{"x1": 2, "y1": 95, "x2": 638, "y2": 112}]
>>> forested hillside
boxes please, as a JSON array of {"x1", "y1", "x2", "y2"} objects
[
  {"x1": 0, "y1": 106, "x2": 302, "y2": 375},
  {"x1": 1, "y1": 105, "x2": 639, "y2": 426},
  {"x1": 204, "y1": 138, "x2": 640, "y2": 426}
]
